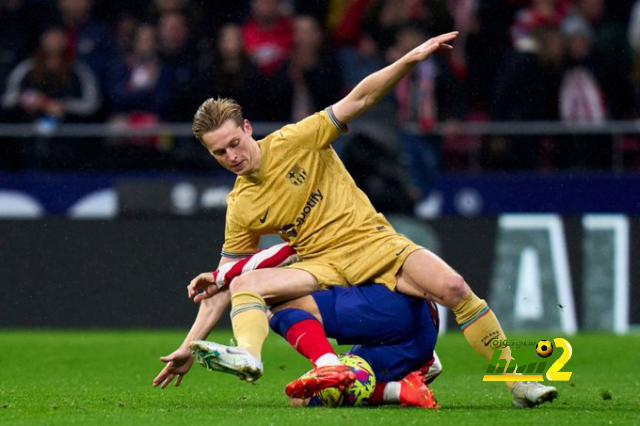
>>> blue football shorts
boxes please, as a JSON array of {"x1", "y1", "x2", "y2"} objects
[{"x1": 312, "y1": 282, "x2": 438, "y2": 382}]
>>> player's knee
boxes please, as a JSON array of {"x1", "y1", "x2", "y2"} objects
[
  {"x1": 228, "y1": 272, "x2": 260, "y2": 295},
  {"x1": 441, "y1": 274, "x2": 469, "y2": 305}
]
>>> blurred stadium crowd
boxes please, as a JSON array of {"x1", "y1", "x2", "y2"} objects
[{"x1": 1, "y1": 0, "x2": 639, "y2": 181}]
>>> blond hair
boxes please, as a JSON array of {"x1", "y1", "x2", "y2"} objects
[{"x1": 192, "y1": 98, "x2": 244, "y2": 143}]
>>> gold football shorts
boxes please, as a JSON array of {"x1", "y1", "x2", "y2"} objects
[{"x1": 286, "y1": 230, "x2": 423, "y2": 290}]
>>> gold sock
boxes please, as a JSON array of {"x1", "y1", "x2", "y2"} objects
[
  {"x1": 230, "y1": 291, "x2": 269, "y2": 361},
  {"x1": 454, "y1": 292, "x2": 517, "y2": 390}
]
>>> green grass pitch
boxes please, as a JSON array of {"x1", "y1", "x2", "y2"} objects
[{"x1": 1, "y1": 330, "x2": 638, "y2": 425}]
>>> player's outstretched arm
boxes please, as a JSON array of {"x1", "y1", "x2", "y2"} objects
[
  {"x1": 332, "y1": 31, "x2": 458, "y2": 124},
  {"x1": 153, "y1": 290, "x2": 231, "y2": 388},
  {"x1": 153, "y1": 347, "x2": 193, "y2": 389}
]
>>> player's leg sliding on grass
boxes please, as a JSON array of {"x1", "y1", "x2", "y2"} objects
[
  {"x1": 269, "y1": 283, "x2": 440, "y2": 408},
  {"x1": 265, "y1": 307, "x2": 356, "y2": 396}
]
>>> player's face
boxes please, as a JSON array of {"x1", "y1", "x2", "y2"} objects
[{"x1": 202, "y1": 119, "x2": 259, "y2": 176}]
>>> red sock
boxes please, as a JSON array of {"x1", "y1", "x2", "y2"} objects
[
  {"x1": 284, "y1": 319, "x2": 335, "y2": 366},
  {"x1": 368, "y1": 382, "x2": 388, "y2": 406}
]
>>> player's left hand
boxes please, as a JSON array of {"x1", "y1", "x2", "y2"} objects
[
  {"x1": 408, "y1": 31, "x2": 458, "y2": 62},
  {"x1": 153, "y1": 347, "x2": 194, "y2": 389},
  {"x1": 187, "y1": 272, "x2": 221, "y2": 303}
]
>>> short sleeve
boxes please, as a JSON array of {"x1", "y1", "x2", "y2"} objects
[{"x1": 280, "y1": 107, "x2": 348, "y2": 151}]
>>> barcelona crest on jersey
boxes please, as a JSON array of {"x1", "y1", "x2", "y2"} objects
[{"x1": 287, "y1": 165, "x2": 307, "y2": 185}]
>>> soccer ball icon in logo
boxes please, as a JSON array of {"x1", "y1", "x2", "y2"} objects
[
  {"x1": 536, "y1": 340, "x2": 554, "y2": 358},
  {"x1": 317, "y1": 354, "x2": 376, "y2": 407}
]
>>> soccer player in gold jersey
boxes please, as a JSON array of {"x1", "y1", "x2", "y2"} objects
[{"x1": 184, "y1": 31, "x2": 556, "y2": 407}]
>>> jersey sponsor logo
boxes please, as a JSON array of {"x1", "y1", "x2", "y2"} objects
[
  {"x1": 259, "y1": 207, "x2": 270, "y2": 224},
  {"x1": 287, "y1": 165, "x2": 307, "y2": 186},
  {"x1": 295, "y1": 189, "x2": 323, "y2": 227},
  {"x1": 277, "y1": 189, "x2": 323, "y2": 239}
]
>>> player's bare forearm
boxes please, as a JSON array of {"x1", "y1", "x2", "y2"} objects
[
  {"x1": 179, "y1": 290, "x2": 231, "y2": 349},
  {"x1": 333, "y1": 59, "x2": 414, "y2": 123},
  {"x1": 153, "y1": 292, "x2": 229, "y2": 388},
  {"x1": 332, "y1": 31, "x2": 458, "y2": 124}
]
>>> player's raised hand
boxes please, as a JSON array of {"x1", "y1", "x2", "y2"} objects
[
  {"x1": 187, "y1": 272, "x2": 220, "y2": 303},
  {"x1": 408, "y1": 31, "x2": 458, "y2": 63},
  {"x1": 153, "y1": 347, "x2": 194, "y2": 389}
]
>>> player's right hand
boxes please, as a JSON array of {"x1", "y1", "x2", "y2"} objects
[
  {"x1": 153, "y1": 347, "x2": 194, "y2": 389},
  {"x1": 187, "y1": 272, "x2": 221, "y2": 303}
]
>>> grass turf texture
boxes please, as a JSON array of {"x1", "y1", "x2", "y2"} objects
[{"x1": 1, "y1": 331, "x2": 638, "y2": 425}]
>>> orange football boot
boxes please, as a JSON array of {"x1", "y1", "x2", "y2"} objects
[
  {"x1": 399, "y1": 371, "x2": 440, "y2": 409},
  {"x1": 285, "y1": 364, "x2": 356, "y2": 399}
]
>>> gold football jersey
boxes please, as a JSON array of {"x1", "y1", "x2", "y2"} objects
[{"x1": 222, "y1": 107, "x2": 393, "y2": 260}]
